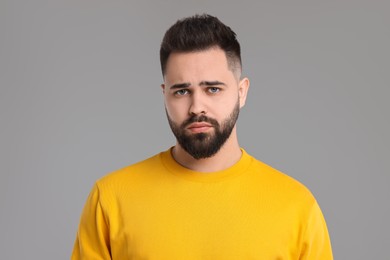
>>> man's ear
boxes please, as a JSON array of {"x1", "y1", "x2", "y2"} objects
[
  {"x1": 238, "y1": 77, "x2": 250, "y2": 108},
  {"x1": 161, "y1": 83, "x2": 166, "y2": 94}
]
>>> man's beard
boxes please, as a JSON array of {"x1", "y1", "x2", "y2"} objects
[{"x1": 166, "y1": 99, "x2": 240, "y2": 160}]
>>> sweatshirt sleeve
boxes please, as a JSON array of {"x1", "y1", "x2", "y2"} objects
[
  {"x1": 299, "y1": 200, "x2": 333, "y2": 260},
  {"x1": 71, "y1": 184, "x2": 111, "y2": 260}
]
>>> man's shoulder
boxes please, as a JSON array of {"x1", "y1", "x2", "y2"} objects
[
  {"x1": 96, "y1": 151, "x2": 164, "y2": 188},
  {"x1": 247, "y1": 154, "x2": 316, "y2": 204}
]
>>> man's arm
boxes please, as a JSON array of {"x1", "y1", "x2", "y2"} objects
[
  {"x1": 299, "y1": 200, "x2": 333, "y2": 260},
  {"x1": 71, "y1": 184, "x2": 111, "y2": 260}
]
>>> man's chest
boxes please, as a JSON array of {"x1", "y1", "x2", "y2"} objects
[{"x1": 106, "y1": 188, "x2": 302, "y2": 260}]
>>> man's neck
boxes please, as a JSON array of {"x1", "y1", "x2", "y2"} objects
[{"x1": 171, "y1": 134, "x2": 242, "y2": 173}]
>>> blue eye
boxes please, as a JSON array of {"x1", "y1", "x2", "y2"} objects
[
  {"x1": 175, "y1": 89, "x2": 189, "y2": 96},
  {"x1": 208, "y1": 87, "x2": 220, "y2": 93}
]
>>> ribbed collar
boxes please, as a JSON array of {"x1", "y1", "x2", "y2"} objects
[{"x1": 160, "y1": 147, "x2": 253, "y2": 182}]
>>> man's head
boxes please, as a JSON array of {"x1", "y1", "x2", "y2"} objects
[
  {"x1": 160, "y1": 15, "x2": 249, "y2": 160},
  {"x1": 160, "y1": 14, "x2": 242, "y2": 80}
]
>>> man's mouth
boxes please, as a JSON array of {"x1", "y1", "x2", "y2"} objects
[{"x1": 187, "y1": 122, "x2": 213, "y2": 133}]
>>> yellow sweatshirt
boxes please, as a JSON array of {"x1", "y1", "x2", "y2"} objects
[{"x1": 72, "y1": 148, "x2": 332, "y2": 259}]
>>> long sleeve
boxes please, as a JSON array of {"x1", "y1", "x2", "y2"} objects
[
  {"x1": 71, "y1": 184, "x2": 111, "y2": 260},
  {"x1": 299, "y1": 201, "x2": 333, "y2": 260}
]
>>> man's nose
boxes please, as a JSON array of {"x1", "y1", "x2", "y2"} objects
[{"x1": 189, "y1": 92, "x2": 207, "y2": 116}]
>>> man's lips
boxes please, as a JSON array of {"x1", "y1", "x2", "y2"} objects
[{"x1": 187, "y1": 122, "x2": 213, "y2": 133}]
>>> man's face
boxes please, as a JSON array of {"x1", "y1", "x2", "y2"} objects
[{"x1": 162, "y1": 47, "x2": 249, "y2": 159}]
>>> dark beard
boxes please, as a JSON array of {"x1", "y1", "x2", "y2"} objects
[{"x1": 166, "y1": 100, "x2": 240, "y2": 159}]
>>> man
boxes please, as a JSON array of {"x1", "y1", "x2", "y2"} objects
[{"x1": 72, "y1": 14, "x2": 333, "y2": 259}]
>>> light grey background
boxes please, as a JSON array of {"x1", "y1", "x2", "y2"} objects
[{"x1": 1, "y1": 0, "x2": 389, "y2": 259}]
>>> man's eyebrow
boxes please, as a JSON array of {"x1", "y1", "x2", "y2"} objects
[
  {"x1": 169, "y1": 81, "x2": 226, "y2": 89},
  {"x1": 169, "y1": 83, "x2": 191, "y2": 89},
  {"x1": 199, "y1": 81, "x2": 226, "y2": 86}
]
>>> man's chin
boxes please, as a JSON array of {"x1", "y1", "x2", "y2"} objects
[
  {"x1": 180, "y1": 142, "x2": 220, "y2": 160},
  {"x1": 188, "y1": 150, "x2": 217, "y2": 160}
]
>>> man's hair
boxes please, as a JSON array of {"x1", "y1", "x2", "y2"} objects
[{"x1": 160, "y1": 14, "x2": 242, "y2": 77}]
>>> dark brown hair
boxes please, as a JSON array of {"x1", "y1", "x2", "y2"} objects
[{"x1": 160, "y1": 14, "x2": 242, "y2": 77}]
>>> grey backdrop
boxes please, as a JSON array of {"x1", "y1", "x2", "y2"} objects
[{"x1": 1, "y1": 0, "x2": 389, "y2": 259}]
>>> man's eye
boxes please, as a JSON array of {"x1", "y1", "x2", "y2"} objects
[
  {"x1": 175, "y1": 89, "x2": 189, "y2": 96},
  {"x1": 208, "y1": 87, "x2": 220, "y2": 94}
]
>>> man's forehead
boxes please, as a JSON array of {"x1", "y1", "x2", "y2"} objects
[
  {"x1": 167, "y1": 47, "x2": 227, "y2": 64},
  {"x1": 165, "y1": 51, "x2": 234, "y2": 79},
  {"x1": 164, "y1": 48, "x2": 241, "y2": 82}
]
